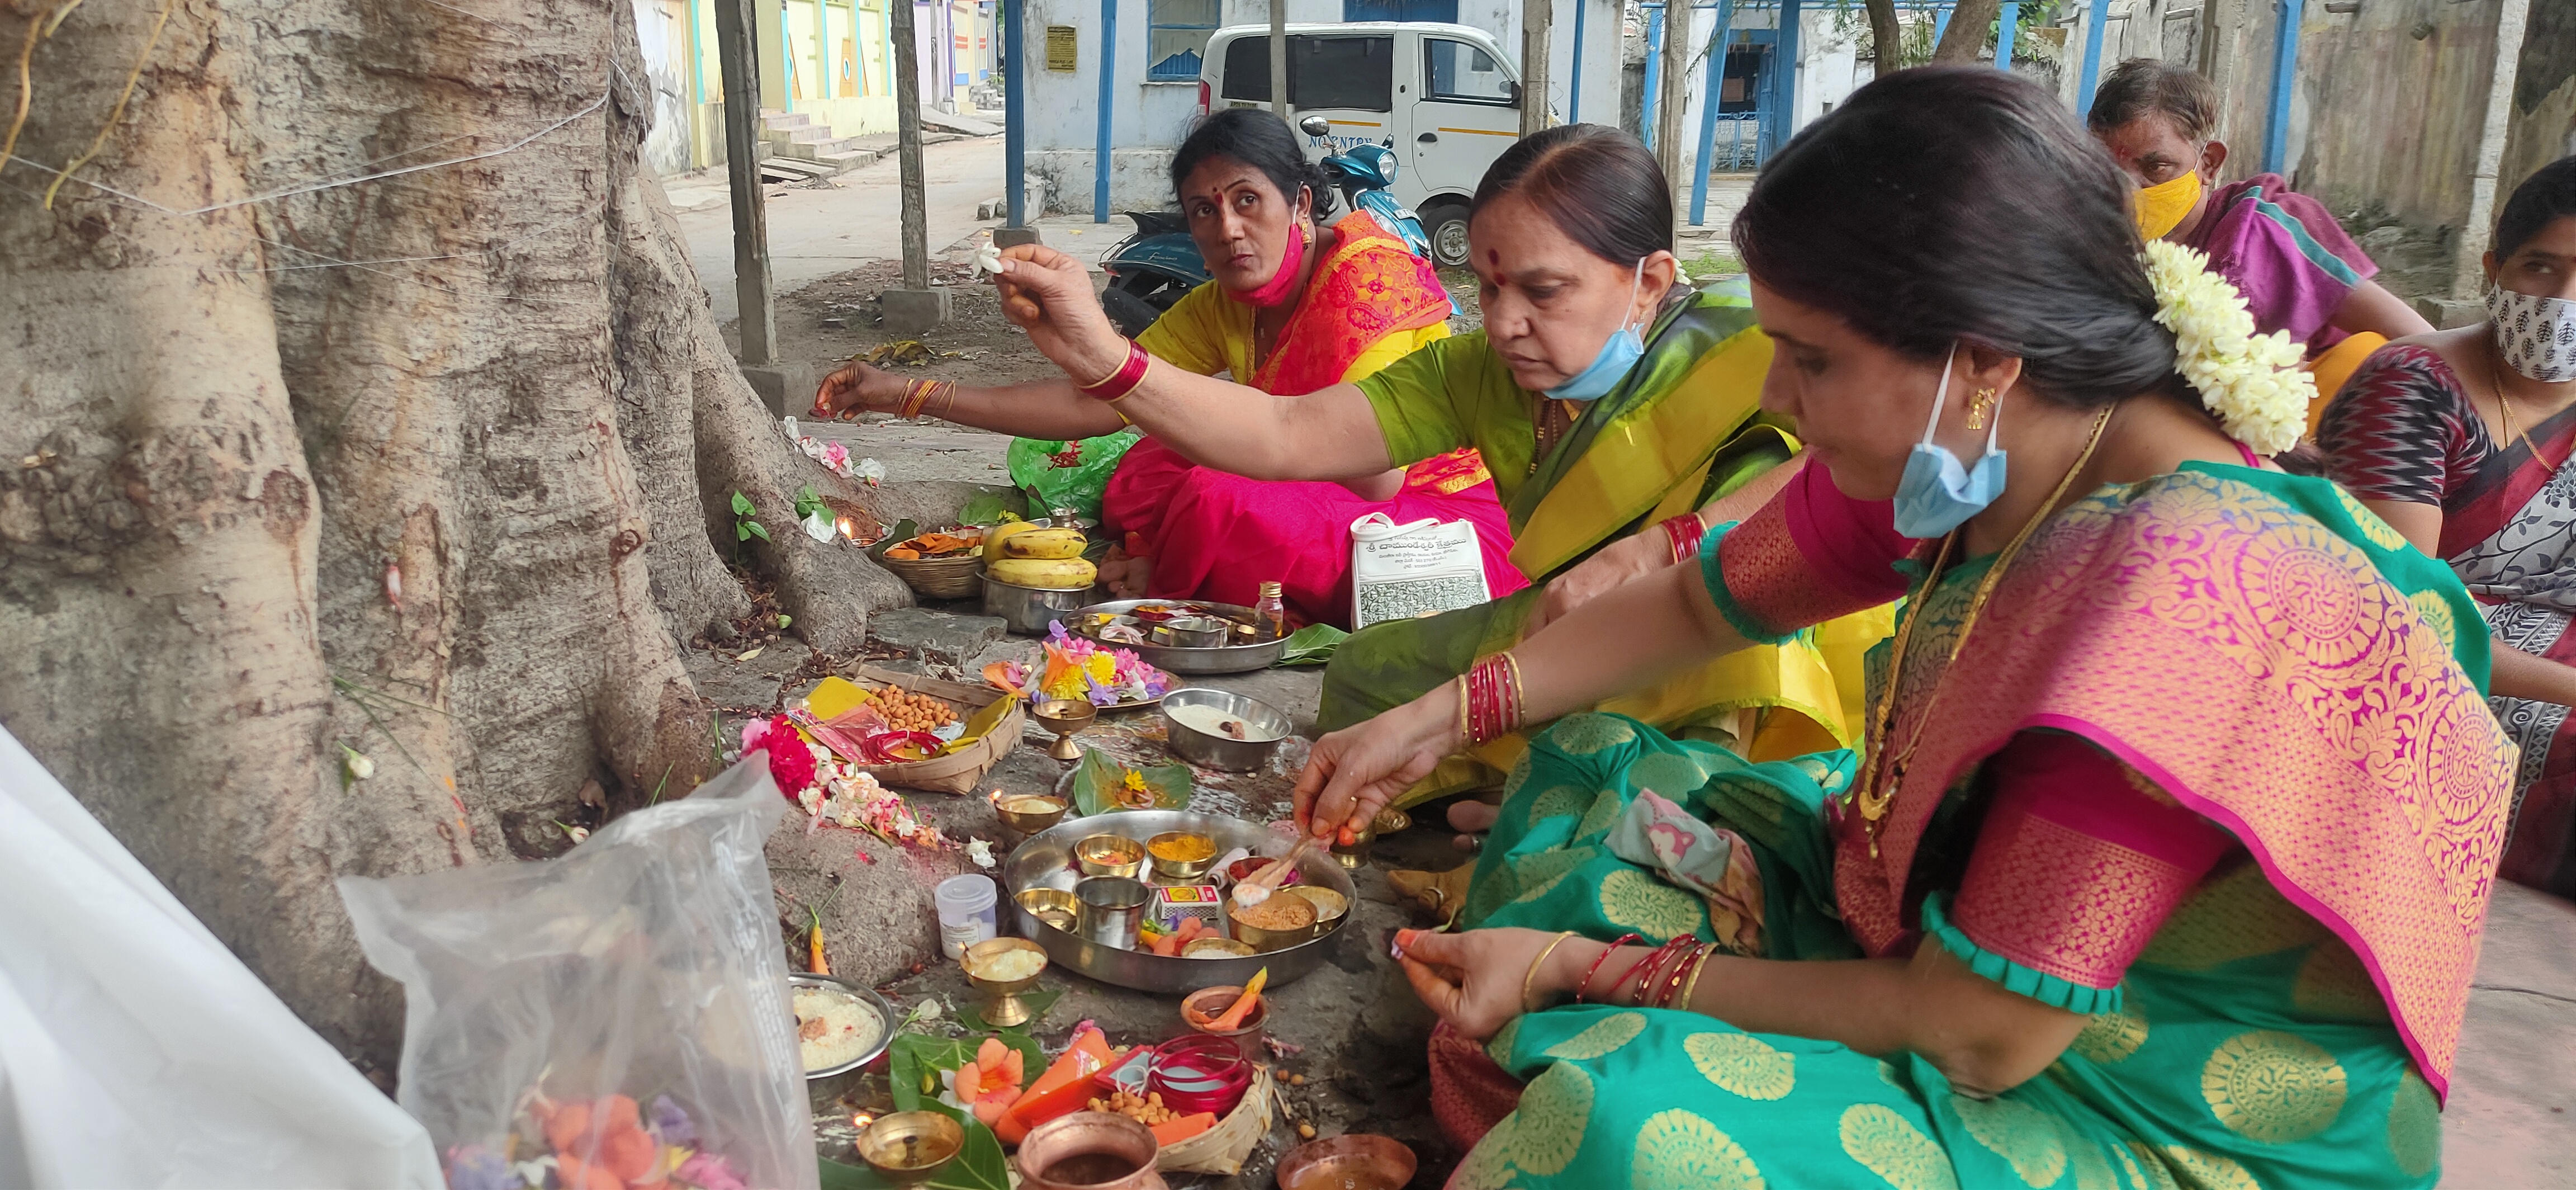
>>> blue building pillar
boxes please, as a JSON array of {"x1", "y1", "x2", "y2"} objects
[
  {"x1": 1689, "y1": 0, "x2": 1736, "y2": 226},
  {"x1": 2076, "y1": 0, "x2": 2110, "y2": 114},
  {"x1": 1094, "y1": 0, "x2": 1116, "y2": 222},
  {"x1": 1641, "y1": 3, "x2": 1664, "y2": 152},
  {"x1": 1005, "y1": 0, "x2": 1027, "y2": 224},
  {"x1": 1995, "y1": 0, "x2": 2017, "y2": 70},
  {"x1": 2262, "y1": 0, "x2": 2304, "y2": 174}
]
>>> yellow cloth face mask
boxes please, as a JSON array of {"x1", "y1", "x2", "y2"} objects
[{"x1": 2133, "y1": 168, "x2": 2202, "y2": 240}]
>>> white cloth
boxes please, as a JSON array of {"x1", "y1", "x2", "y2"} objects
[{"x1": 0, "y1": 726, "x2": 440, "y2": 1189}]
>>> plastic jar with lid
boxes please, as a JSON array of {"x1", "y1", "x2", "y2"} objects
[{"x1": 934, "y1": 873, "x2": 998, "y2": 959}]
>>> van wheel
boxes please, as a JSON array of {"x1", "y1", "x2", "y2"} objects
[{"x1": 1423, "y1": 202, "x2": 1471, "y2": 268}]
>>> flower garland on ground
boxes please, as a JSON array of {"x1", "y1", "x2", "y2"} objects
[
  {"x1": 2140, "y1": 239, "x2": 2314, "y2": 456},
  {"x1": 739, "y1": 715, "x2": 993, "y2": 867}
]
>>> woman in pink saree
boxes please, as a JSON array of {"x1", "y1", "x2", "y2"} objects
[
  {"x1": 814, "y1": 110, "x2": 1523, "y2": 626},
  {"x1": 1288, "y1": 70, "x2": 2510, "y2": 1189}
]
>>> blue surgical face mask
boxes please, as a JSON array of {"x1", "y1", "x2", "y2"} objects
[
  {"x1": 1891, "y1": 345, "x2": 2007, "y2": 539},
  {"x1": 1543, "y1": 259, "x2": 1649, "y2": 403}
]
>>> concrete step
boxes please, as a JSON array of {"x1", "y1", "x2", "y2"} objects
[
  {"x1": 816, "y1": 147, "x2": 880, "y2": 172},
  {"x1": 759, "y1": 111, "x2": 813, "y2": 131}
]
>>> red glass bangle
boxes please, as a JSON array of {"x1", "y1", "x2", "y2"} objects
[
  {"x1": 1462, "y1": 652, "x2": 1524, "y2": 745},
  {"x1": 1574, "y1": 934, "x2": 1641, "y2": 1003},
  {"x1": 1662, "y1": 513, "x2": 1706, "y2": 565},
  {"x1": 1079, "y1": 340, "x2": 1152, "y2": 402}
]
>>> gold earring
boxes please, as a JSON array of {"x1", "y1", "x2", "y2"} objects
[{"x1": 1966, "y1": 386, "x2": 1999, "y2": 430}]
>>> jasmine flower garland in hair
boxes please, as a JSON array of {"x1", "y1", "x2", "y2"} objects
[{"x1": 2139, "y1": 240, "x2": 2313, "y2": 456}]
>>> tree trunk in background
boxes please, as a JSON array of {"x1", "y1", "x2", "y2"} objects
[
  {"x1": 1864, "y1": 0, "x2": 1903, "y2": 79},
  {"x1": 1933, "y1": 0, "x2": 2003, "y2": 64},
  {"x1": 0, "y1": 0, "x2": 905, "y2": 1076}
]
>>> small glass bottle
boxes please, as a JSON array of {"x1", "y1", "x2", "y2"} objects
[{"x1": 1251, "y1": 581, "x2": 1287, "y2": 640}]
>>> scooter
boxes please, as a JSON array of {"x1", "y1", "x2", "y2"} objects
[{"x1": 1099, "y1": 118, "x2": 1446, "y2": 338}]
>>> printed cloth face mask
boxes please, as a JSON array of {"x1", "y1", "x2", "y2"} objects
[
  {"x1": 1892, "y1": 344, "x2": 2007, "y2": 538},
  {"x1": 2487, "y1": 284, "x2": 2576, "y2": 384},
  {"x1": 1544, "y1": 258, "x2": 1650, "y2": 402}
]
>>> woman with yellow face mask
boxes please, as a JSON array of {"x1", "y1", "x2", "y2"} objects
[{"x1": 2089, "y1": 59, "x2": 2431, "y2": 422}]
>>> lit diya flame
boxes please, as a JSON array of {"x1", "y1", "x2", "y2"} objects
[
  {"x1": 852, "y1": 1112, "x2": 874, "y2": 1129},
  {"x1": 836, "y1": 516, "x2": 859, "y2": 541}
]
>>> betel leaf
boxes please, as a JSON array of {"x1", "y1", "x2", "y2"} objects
[
  {"x1": 1067, "y1": 748, "x2": 1191, "y2": 816},
  {"x1": 956, "y1": 490, "x2": 1015, "y2": 527},
  {"x1": 730, "y1": 490, "x2": 756, "y2": 517},
  {"x1": 745, "y1": 520, "x2": 771, "y2": 542},
  {"x1": 868, "y1": 1031, "x2": 1045, "y2": 1190},
  {"x1": 1277, "y1": 623, "x2": 1349, "y2": 666},
  {"x1": 795, "y1": 486, "x2": 831, "y2": 521}
]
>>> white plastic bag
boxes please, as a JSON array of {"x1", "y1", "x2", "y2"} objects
[
  {"x1": 1349, "y1": 512, "x2": 1493, "y2": 629},
  {"x1": 0, "y1": 725, "x2": 440, "y2": 1189},
  {"x1": 339, "y1": 759, "x2": 816, "y2": 1190}
]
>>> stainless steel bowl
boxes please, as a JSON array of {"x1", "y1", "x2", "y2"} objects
[
  {"x1": 983, "y1": 577, "x2": 1098, "y2": 635},
  {"x1": 1067, "y1": 599, "x2": 1289, "y2": 674},
  {"x1": 1003, "y1": 810, "x2": 1355, "y2": 994},
  {"x1": 1150, "y1": 616, "x2": 1233, "y2": 649},
  {"x1": 787, "y1": 972, "x2": 897, "y2": 1079},
  {"x1": 1160, "y1": 687, "x2": 1292, "y2": 772}
]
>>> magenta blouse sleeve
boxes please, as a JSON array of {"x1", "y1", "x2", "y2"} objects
[{"x1": 1702, "y1": 459, "x2": 1914, "y2": 641}]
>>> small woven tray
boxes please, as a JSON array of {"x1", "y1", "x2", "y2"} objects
[
  {"x1": 1157, "y1": 1066, "x2": 1275, "y2": 1175},
  {"x1": 874, "y1": 550, "x2": 984, "y2": 600}
]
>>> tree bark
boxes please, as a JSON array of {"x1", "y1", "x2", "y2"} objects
[
  {"x1": 1864, "y1": 0, "x2": 1904, "y2": 79},
  {"x1": 1933, "y1": 0, "x2": 2004, "y2": 64},
  {"x1": 0, "y1": 0, "x2": 905, "y2": 1074}
]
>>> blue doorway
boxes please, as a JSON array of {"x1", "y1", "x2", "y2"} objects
[{"x1": 1342, "y1": 0, "x2": 1459, "y2": 22}]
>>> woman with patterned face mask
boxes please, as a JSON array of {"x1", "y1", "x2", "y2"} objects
[
  {"x1": 2088, "y1": 59, "x2": 2430, "y2": 411},
  {"x1": 1296, "y1": 69, "x2": 2509, "y2": 1190},
  {"x1": 2321, "y1": 155, "x2": 2576, "y2": 896}
]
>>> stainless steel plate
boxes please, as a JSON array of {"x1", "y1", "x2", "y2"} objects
[
  {"x1": 1067, "y1": 599, "x2": 1289, "y2": 675},
  {"x1": 1003, "y1": 810, "x2": 1352, "y2": 995},
  {"x1": 788, "y1": 972, "x2": 898, "y2": 1078}
]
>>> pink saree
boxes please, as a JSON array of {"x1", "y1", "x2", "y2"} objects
[
  {"x1": 1716, "y1": 462, "x2": 2516, "y2": 1097},
  {"x1": 1101, "y1": 213, "x2": 1527, "y2": 628}
]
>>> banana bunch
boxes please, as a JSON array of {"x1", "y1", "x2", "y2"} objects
[
  {"x1": 995, "y1": 526, "x2": 1086, "y2": 559},
  {"x1": 984, "y1": 525, "x2": 1095, "y2": 589}
]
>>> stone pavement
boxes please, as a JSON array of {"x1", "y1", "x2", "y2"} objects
[{"x1": 2438, "y1": 881, "x2": 2576, "y2": 1187}]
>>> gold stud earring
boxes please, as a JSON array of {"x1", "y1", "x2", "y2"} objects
[{"x1": 1966, "y1": 386, "x2": 1999, "y2": 430}]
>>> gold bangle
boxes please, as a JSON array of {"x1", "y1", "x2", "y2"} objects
[
  {"x1": 1455, "y1": 675, "x2": 1471, "y2": 748},
  {"x1": 1522, "y1": 931, "x2": 1578, "y2": 1014},
  {"x1": 1678, "y1": 946, "x2": 1713, "y2": 1010}
]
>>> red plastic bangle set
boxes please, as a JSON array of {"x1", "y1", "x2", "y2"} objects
[
  {"x1": 1458, "y1": 651, "x2": 1525, "y2": 746},
  {"x1": 1079, "y1": 339, "x2": 1152, "y2": 403},
  {"x1": 1662, "y1": 512, "x2": 1707, "y2": 565},
  {"x1": 1581, "y1": 936, "x2": 1713, "y2": 1009}
]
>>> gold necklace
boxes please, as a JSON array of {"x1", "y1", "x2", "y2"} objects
[
  {"x1": 1852, "y1": 405, "x2": 2115, "y2": 857},
  {"x1": 2491, "y1": 343, "x2": 2568, "y2": 471}
]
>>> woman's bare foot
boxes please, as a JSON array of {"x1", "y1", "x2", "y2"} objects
[
  {"x1": 1447, "y1": 800, "x2": 1500, "y2": 833},
  {"x1": 1097, "y1": 549, "x2": 1153, "y2": 598},
  {"x1": 1387, "y1": 865, "x2": 1476, "y2": 922}
]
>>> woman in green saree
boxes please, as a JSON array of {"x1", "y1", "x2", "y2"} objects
[
  {"x1": 1294, "y1": 69, "x2": 2512, "y2": 1189},
  {"x1": 987, "y1": 126, "x2": 1890, "y2": 828}
]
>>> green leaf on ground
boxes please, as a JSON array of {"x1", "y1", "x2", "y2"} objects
[
  {"x1": 1278, "y1": 623, "x2": 1349, "y2": 665},
  {"x1": 1067, "y1": 748, "x2": 1192, "y2": 816},
  {"x1": 957, "y1": 491, "x2": 1015, "y2": 526}
]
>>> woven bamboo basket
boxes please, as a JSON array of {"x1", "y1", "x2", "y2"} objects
[
  {"x1": 837, "y1": 665, "x2": 1022, "y2": 795},
  {"x1": 870, "y1": 546, "x2": 986, "y2": 600},
  {"x1": 1156, "y1": 1067, "x2": 1275, "y2": 1175}
]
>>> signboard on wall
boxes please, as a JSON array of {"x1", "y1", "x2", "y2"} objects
[{"x1": 1046, "y1": 25, "x2": 1077, "y2": 70}]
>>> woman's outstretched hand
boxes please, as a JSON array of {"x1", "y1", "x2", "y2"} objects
[
  {"x1": 994, "y1": 245, "x2": 1129, "y2": 384},
  {"x1": 812, "y1": 359, "x2": 906, "y2": 420},
  {"x1": 1292, "y1": 686, "x2": 1461, "y2": 844},
  {"x1": 1395, "y1": 927, "x2": 1575, "y2": 1041}
]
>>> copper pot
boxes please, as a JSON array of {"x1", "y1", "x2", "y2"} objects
[{"x1": 1015, "y1": 1112, "x2": 1168, "y2": 1190}]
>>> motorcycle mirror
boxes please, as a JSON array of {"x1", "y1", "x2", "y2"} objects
[{"x1": 1298, "y1": 115, "x2": 1331, "y2": 138}]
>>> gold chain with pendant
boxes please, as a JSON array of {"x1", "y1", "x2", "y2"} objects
[{"x1": 1852, "y1": 405, "x2": 2115, "y2": 856}]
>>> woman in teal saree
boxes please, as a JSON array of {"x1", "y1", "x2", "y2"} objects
[{"x1": 1293, "y1": 70, "x2": 2513, "y2": 1189}]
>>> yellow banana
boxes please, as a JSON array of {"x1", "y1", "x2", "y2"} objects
[
  {"x1": 982, "y1": 518, "x2": 1040, "y2": 556},
  {"x1": 1000, "y1": 527, "x2": 1087, "y2": 560},
  {"x1": 988, "y1": 557, "x2": 1097, "y2": 589}
]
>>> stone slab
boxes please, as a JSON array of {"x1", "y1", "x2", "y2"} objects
[
  {"x1": 2440, "y1": 881, "x2": 2576, "y2": 1187},
  {"x1": 866, "y1": 606, "x2": 1008, "y2": 677},
  {"x1": 878, "y1": 287, "x2": 955, "y2": 337},
  {"x1": 740, "y1": 361, "x2": 815, "y2": 418}
]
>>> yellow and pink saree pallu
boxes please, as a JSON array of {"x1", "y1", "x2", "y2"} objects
[{"x1": 1437, "y1": 462, "x2": 2512, "y2": 1189}]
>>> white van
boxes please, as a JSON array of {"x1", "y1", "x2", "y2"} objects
[{"x1": 1196, "y1": 22, "x2": 1529, "y2": 267}]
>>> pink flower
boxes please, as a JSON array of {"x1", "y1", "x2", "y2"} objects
[
  {"x1": 745, "y1": 714, "x2": 817, "y2": 799},
  {"x1": 823, "y1": 442, "x2": 849, "y2": 468}
]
